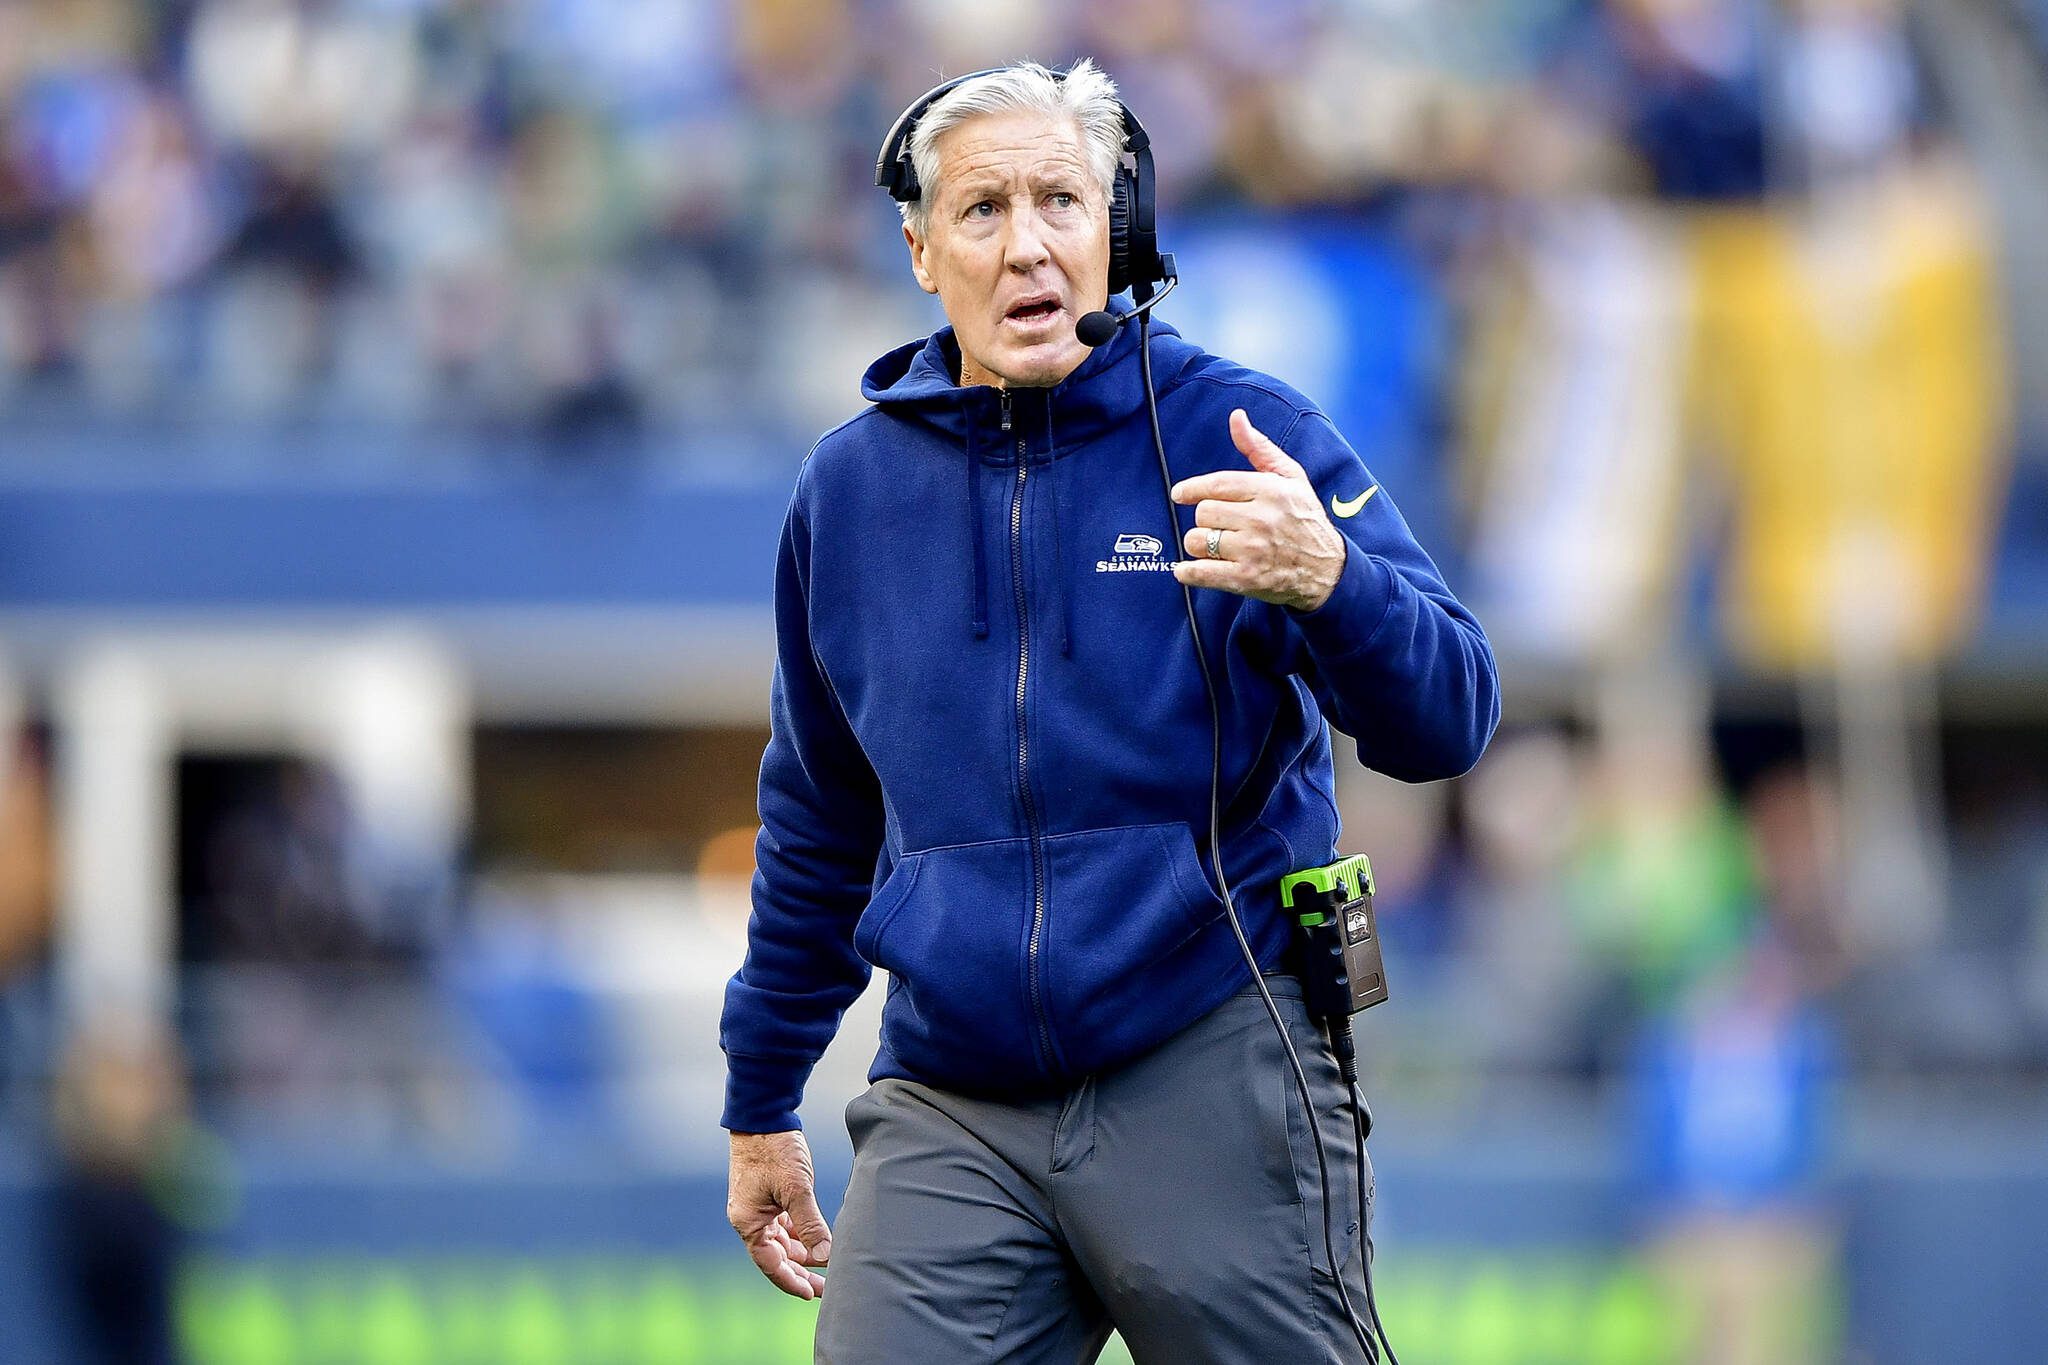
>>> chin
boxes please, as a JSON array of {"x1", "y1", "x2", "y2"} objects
[{"x1": 996, "y1": 339, "x2": 1085, "y2": 388}]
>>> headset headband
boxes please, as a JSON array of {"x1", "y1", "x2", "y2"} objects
[
  {"x1": 875, "y1": 67, "x2": 1003, "y2": 203},
  {"x1": 875, "y1": 66, "x2": 1148, "y2": 202}
]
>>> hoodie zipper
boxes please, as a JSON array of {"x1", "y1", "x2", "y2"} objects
[{"x1": 1003, "y1": 387, "x2": 1055, "y2": 1071}]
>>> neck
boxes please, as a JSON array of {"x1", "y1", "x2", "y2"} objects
[{"x1": 958, "y1": 352, "x2": 1005, "y2": 391}]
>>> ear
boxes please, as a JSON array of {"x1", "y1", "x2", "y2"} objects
[{"x1": 904, "y1": 223, "x2": 938, "y2": 296}]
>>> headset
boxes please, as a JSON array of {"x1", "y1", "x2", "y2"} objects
[{"x1": 878, "y1": 64, "x2": 1396, "y2": 1364}]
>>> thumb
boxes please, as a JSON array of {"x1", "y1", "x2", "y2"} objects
[
  {"x1": 1230, "y1": 408, "x2": 1306, "y2": 479},
  {"x1": 787, "y1": 1185, "x2": 834, "y2": 1266}
]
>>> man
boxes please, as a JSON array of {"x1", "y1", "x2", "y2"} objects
[{"x1": 722, "y1": 60, "x2": 1498, "y2": 1362}]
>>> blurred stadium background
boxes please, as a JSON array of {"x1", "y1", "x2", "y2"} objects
[{"x1": 0, "y1": 0, "x2": 2045, "y2": 1360}]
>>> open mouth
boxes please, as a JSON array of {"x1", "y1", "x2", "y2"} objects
[{"x1": 1006, "y1": 298, "x2": 1061, "y2": 323}]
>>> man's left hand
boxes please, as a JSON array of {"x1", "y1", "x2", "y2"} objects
[{"x1": 1169, "y1": 409, "x2": 1348, "y2": 611}]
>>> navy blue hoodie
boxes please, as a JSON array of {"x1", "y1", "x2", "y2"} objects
[{"x1": 720, "y1": 298, "x2": 1499, "y2": 1133}]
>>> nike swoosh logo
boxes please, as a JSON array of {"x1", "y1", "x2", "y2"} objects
[{"x1": 1331, "y1": 486, "x2": 1379, "y2": 518}]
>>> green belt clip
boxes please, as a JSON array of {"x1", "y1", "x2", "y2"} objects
[
  {"x1": 1279, "y1": 853, "x2": 1375, "y2": 924},
  {"x1": 1279, "y1": 853, "x2": 1388, "y2": 1015}
]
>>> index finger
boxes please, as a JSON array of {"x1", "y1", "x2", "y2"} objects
[{"x1": 1171, "y1": 470, "x2": 1272, "y2": 504}]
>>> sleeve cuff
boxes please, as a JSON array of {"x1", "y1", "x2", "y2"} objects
[
  {"x1": 1284, "y1": 539, "x2": 1395, "y2": 661},
  {"x1": 721, "y1": 1054, "x2": 806, "y2": 1134}
]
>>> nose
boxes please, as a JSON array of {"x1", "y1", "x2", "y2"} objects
[{"x1": 1002, "y1": 203, "x2": 1050, "y2": 272}]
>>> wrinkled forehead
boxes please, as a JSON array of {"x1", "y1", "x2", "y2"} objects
[{"x1": 930, "y1": 110, "x2": 1092, "y2": 200}]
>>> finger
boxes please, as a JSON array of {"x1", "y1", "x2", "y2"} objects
[
  {"x1": 1230, "y1": 408, "x2": 1307, "y2": 480},
  {"x1": 1183, "y1": 524, "x2": 1266, "y2": 562},
  {"x1": 1191, "y1": 498, "x2": 1261, "y2": 531},
  {"x1": 746, "y1": 1231, "x2": 823, "y2": 1300},
  {"x1": 766, "y1": 1219, "x2": 805, "y2": 1260},
  {"x1": 1172, "y1": 558, "x2": 1257, "y2": 594},
  {"x1": 766, "y1": 1209, "x2": 817, "y2": 1267},
  {"x1": 787, "y1": 1186, "x2": 834, "y2": 1267},
  {"x1": 1170, "y1": 470, "x2": 1270, "y2": 504}
]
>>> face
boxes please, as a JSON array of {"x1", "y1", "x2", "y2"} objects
[{"x1": 904, "y1": 109, "x2": 1111, "y2": 388}]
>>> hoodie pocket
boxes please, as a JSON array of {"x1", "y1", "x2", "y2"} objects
[
  {"x1": 852, "y1": 836, "x2": 1041, "y2": 1089},
  {"x1": 1038, "y1": 821, "x2": 1233, "y2": 1068}
]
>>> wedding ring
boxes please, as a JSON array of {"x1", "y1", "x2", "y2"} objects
[{"x1": 1206, "y1": 527, "x2": 1223, "y2": 559}]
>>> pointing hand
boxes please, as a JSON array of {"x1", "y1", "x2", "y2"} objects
[{"x1": 1168, "y1": 409, "x2": 1347, "y2": 612}]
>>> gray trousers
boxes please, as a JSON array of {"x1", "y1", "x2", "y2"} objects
[{"x1": 814, "y1": 978, "x2": 1376, "y2": 1364}]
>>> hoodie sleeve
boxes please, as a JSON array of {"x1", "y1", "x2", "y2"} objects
[
  {"x1": 720, "y1": 478, "x2": 886, "y2": 1133},
  {"x1": 1266, "y1": 409, "x2": 1501, "y2": 782}
]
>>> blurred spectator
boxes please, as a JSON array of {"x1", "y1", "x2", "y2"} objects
[
  {"x1": 1453, "y1": 726, "x2": 1603, "y2": 1074},
  {"x1": 208, "y1": 155, "x2": 361, "y2": 416},
  {"x1": 1631, "y1": 765, "x2": 1852, "y2": 1365},
  {"x1": 0, "y1": 709, "x2": 53, "y2": 1145},
  {"x1": 185, "y1": 760, "x2": 472, "y2": 1152},
  {"x1": 1744, "y1": 763, "x2": 1852, "y2": 996},
  {"x1": 1568, "y1": 672, "x2": 1759, "y2": 1036},
  {"x1": 45, "y1": 1015, "x2": 191, "y2": 1365},
  {"x1": 199, "y1": 761, "x2": 446, "y2": 966},
  {"x1": 0, "y1": 729, "x2": 53, "y2": 981},
  {"x1": 1609, "y1": 0, "x2": 1774, "y2": 201}
]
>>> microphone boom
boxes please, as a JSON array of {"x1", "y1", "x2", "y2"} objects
[{"x1": 1076, "y1": 268, "x2": 1179, "y2": 349}]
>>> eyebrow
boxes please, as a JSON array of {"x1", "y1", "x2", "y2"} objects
[{"x1": 952, "y1": 169, "x2": 1085, "y2": 202}]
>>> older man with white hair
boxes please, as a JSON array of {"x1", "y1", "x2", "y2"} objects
[{"x1": 721, "y1": 59, "x2": 1498, "y2": 1362}]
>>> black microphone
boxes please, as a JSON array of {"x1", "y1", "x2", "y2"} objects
[
  {"x1": 1075, "y1": 270, "x2": 1179, "y2": 348},
  {"x1": 1075, "y1": 309, "x2": 1120, "y2": 348}
]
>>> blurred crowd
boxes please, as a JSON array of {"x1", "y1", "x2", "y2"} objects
[{"x1": 0, "y1": 0, "x2": 1994, "y2": 455}]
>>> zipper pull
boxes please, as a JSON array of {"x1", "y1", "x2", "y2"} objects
[{"x1": 999, "y1": 386, "x2": 1013, "y2": 433}]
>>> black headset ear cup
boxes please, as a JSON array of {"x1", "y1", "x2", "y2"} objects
[{"x1": 1107, "y1": 168, "x2": 1134, "y2": 297}]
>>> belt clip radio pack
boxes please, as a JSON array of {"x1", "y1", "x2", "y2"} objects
[{"x1": 1280, "y1": 853, "x2": 1388, "y2": 1020}]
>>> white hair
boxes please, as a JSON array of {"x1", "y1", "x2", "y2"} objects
[{"x1": 899, "y1": 59, "x2": 1124, "y2": 236}]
